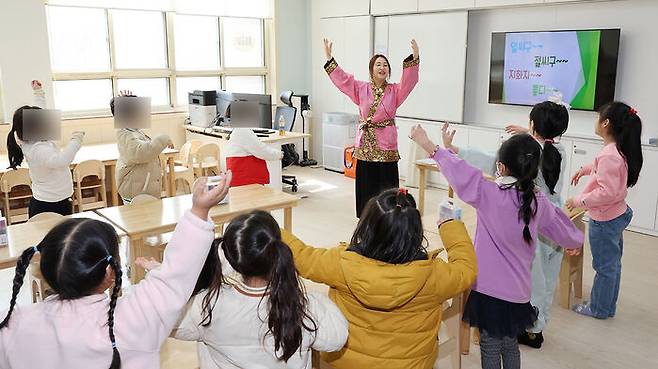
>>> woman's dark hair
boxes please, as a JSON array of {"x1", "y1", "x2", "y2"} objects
[
  {"x1": 6, "y1": 105, "x2": 41, "y2": 169},
  {"x1": 0, "y1": 218, "x2": 122, "y2": 369},
  {"x1": 497, "y1": 134, "x2": 542, "y2": 244},
  {"x1": 530, "y1": 101, "x2": 569, "y2": 194},
  {"x1": 348, "y1": 188, "x2": 427, "y2": 264},
  {"x1": 217, "y1": 210, "x2": 316, "y2": 362},
  {"x1": 368, "y1": 54, "x2": 391, "y2": 81},
  {"x1": 598, "y1": 101, "x2": 643, "y2": 187}
]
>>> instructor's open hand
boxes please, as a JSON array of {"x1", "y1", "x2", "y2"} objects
[
  {"x1": 411, "y1": 39, "x2": 419, "y2": 60},
  {"x1": 323, "y1": 38, "x2": 333, "y2": 61}
]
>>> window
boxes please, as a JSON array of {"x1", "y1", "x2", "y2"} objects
[
  {"x1": 116, "y1": 78, "x2": 170, "y2": 106},
  {"x1": 174, "y1": 15, "x2": 220, "y2": 71},
  {"x1": 224, "y1": 76, "x2": 265, "y2": 94},
  {"x1": 222, "y1": 18, "x2": 264, "y2": 68},
  {"x1": 53, "y1": 80, "x2": 113, "y2": 112},
  {"x1": 46, "y1": 5, "x2": 270, "y2": 113},
  {"x1": 47, "y1": 7, "x2": 110, "y2": 73},
  {"x1": 111, "y1": 10, "x2": 168, "y2": 69}
]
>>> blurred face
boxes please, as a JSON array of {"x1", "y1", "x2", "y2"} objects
[{"x1": 371, "y1": 57, "x2": 390, "y2": 82}]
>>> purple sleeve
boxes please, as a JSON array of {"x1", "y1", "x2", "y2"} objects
[
  {"x1": 432, "y1": 146, "x2": 486, "y2": 208},
  {"x1": 537, "y1": 199, "x2": 585, "y2": 249}
]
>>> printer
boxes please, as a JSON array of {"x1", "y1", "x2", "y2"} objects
[{"x1": 189, "y1": 90, "x2": 217, "y2": 128}]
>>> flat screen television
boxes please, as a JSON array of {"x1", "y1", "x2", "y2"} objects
[{"x1": 489, "y1": 29, "x2": 620, "y2": 111}]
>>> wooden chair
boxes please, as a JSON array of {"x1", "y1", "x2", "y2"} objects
[
  {"x1": 0, "y1": 168, "x2": 33, "y2": 224},
  {"x1": 27, "y1": 212, "x2": 64, "y2": 303},
  {"x1": 558, "y1": 207, "x2": 587, "y2": 309},
  {"x1": 193, "y1": 143, "x2": 221, "y2": 178},
  {"x1": 72, "y1": 160, "x2": 107, "y2": 212},
  {"x1": 434, "y1": 293, "x2": 463, "y2": 369},
  {"x1": 175, "y1": 140, "x2": 202, "y2": 167},
  {"x1": 161, "y1": 153, "x2": 195, "y2": 197}
]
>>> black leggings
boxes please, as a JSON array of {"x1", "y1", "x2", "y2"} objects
[{"x1": 28, "y1": 198, "x2": 73, "y2": 218}]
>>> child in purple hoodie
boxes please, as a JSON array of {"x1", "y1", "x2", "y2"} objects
[{"x1": 410, "y1": 125, "x2": 583, "y2": 369}]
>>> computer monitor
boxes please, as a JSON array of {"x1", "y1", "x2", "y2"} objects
[{"x1": 215, "y1": 90, "x2": 272, "y2": 129}]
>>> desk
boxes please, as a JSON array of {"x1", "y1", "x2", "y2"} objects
[
  {"x1": 0, "y1": 144, "x2": 179, "y2": 205},
  {"x1": 415, "y1": 159, "x2": 455, "y2": 216},
  {"x1": 185, "y1": 126, "x2": 311, "y2": 191},
  {"x1": 0, "y1": 211, "x2": 127, "y2": 270},
  {"x1": 97, "y1": 185, "x2": 300, "y2": 283}
]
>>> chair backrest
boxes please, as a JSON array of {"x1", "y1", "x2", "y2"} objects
[
  {"x1": 179, "y1": 140, "x2": 202, "y2": 167},
  {"x1": 28, "y1": 212, "x2": 64, "y2": 223},
  {"x1": 130, "y1": 193, "x2": 160, "y2": 205},
  {"x1": 274, "y1": 105, "x2": 297, "y2": 131},
  {"x1": 195, "y1": 143, "x2": 220, "y2": 164},
  {"x1": 0, "y1": 168, "x2": 32, "y2": 194},
  {"x1": 73, "y1": 160, "x2": 105, "y2": 183}
]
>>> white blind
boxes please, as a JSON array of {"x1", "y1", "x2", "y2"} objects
[{"x1": 45, "y1": 0, "x2": 272, "y2": 18}]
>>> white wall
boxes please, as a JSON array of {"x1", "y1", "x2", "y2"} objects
[
  {"x1": 0, "y1": 0, "x2": 54, "y2": 122},
  {"x1": 464, "y1": 0, "x2": 658, "y2": 142},
  {"x1": 275, "y1": 0, "x2": 311, "y2": 99}
]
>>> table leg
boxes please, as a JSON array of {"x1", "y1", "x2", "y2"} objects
[
  {"x1": 129, "y1": 236, "x2": 146, "y2": 284},
  {"x1": 109, "y1": 164, "x2": 119, "y2": 206},
  {"x1": 284, "y1": 207, "x2": 292, "y2": 232},
  {"x1": 418, "y1": 166, "x2": 427, "y2": 216},
  {"x1": 167, "y1": 156, "x2": 176, "y2": 197},
  {"x1": 460, "y1": 289, "x2": 471, "y2": 354}
]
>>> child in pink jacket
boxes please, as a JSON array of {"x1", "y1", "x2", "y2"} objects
[
  {"x1": 0, "y1": 173, "x2": 232, "y2": 369},
  {"x1": 567, "y1": 102, "x2": 643, "y2": 319}
]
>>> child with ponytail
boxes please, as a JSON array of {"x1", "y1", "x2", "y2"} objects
[
  {"x1": 443, "y1": 100, "x2": 571, "y2": 348},
  {"x1": 0, "y1": 174, "x2": 231, "y2": 369},
  {"x1": 280, "y1": 188, "x2": 477, "y2": 369},
  {"x1": 567, "y1": 102, "x2": 643, "y2": 319},
  {"x1": 410, "y1": 125, "x2": 583, "y2": 369},
  {"x1": 6, "y1": 80, "x2": 85, "y2": 217},
  {"x1": 139, "y1": 210, "x2": 346, "y2": 369}
]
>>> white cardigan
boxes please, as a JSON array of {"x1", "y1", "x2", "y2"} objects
[{"x1": 173, "y1": 281, "x2": 348, "y2": 369}]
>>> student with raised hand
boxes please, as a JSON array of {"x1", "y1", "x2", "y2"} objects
[
  {"x1": 410, "y1": 124, "x2": 583, "y2": 369},
  {"x1": 279, "y1": 188, "x2": 477, "y2": 369},
  {"x1": 111, "y1": 90, "x2": 173, "y2": 204},
  {"x1": 0, "y1": 173, "x2": 231, "y2": 369},
  {"x1": 5, "y1": 80, "x2": 84, "y2": 217},
  {"x1": 442, "y1": 100, "x2": 570, "y2": 348},
  {"x1": 567, "y1": 102, "x2": 643, "y2": 320},
  {"x1": 140, "y1": 210, "x2": 347, "y2": 369}
]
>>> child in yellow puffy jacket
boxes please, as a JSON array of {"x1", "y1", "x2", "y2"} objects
[{"x1": 282, "y1": 188, "x2": 477, "y2": 369}]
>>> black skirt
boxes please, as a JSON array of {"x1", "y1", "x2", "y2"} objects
[
  {"x1": 355, "y1": 160, "x2": 399, "y2": 218},
  {"x1": 462, "y1": 290, "x2": 538, "y2": 339}
]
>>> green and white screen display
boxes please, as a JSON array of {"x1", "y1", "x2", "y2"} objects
[{"x1": 489, "y1": 29, "x2": 620, "y2": 111}]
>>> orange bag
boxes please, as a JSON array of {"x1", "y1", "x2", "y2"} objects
[{"x1": 344, "y1": 146, "x2": 357, "y2": 179}]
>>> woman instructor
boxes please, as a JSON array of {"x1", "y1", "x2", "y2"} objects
[{"x1": 323, "y1": 38, "x2": 420, "y2": 217}]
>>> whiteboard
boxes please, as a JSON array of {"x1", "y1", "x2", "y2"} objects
[{"x1": 380, "y1": 12, "x2": 468, "y2": 122}]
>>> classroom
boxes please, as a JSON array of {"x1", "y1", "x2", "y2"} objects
[{"x1": 0, "y1": 0, "x2": 656, "y2": 368}]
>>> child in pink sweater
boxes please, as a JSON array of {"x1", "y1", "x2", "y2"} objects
[
  {"x1": 567, "y1": 102, "x2": 643, "y2": 319},
  {"x1": 0, "y1": 173, "x2": 232, "y2": 369}
]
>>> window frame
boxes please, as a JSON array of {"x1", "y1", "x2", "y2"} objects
[{"x1": 47, "y1": 5, "x2": 271, "y2": 116}]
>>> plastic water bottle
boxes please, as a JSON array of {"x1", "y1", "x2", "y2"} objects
[
  {"x1": 439, "y1": 198, "x2": 462, "y2": 223},
  {"x1": 0, "y1": 210, "x2": 7, "y2": 247},
  {"x1": 278, "y1": 115, "x2": 286, "y2": 136}
]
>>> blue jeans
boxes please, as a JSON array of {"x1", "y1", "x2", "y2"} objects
[
  {"x1": 528, "y1": 237, "x2": 564, "y2": 333},
  {"x1": 589, "y1": 207, "x2": 633, "y2": 318}
]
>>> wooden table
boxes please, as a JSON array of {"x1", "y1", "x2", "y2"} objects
[
  {"x1": 0, "y1": 144, "x2": 179, "y2": 206},
  {"x1": 185, "y1": 125, "x2": 310, "y2": 145},
  {"x1": 0, "y1": 211, "x2": 127, "y2": 270},
  {"x1": 96, "y1": 185, "x2": 300, "y2": 283}
]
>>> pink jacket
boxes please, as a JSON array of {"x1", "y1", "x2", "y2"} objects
[
  {"x1": 326, "y1": 56, "x2": 419, "y2": 151},
  {"x1": 0, "y1": 211, "x2": 215, "y2": 369},
  {"x1": 574, "y1": 143, "x2": 629, "y2": 221}
]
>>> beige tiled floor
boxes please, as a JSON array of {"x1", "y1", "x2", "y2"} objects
[{"x1": 4, "y1": 166, "x2": 658, "y2": 368}]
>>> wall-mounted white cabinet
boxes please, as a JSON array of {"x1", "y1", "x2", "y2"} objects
[
  {"x1": 315, "y1": 0, "x2": 370, "y2": 18},
  {"x1": 467, "y1": 126, "x2": 505, "y2": 153},
  {"x1": 474, "y1": 0, "x2": 543, "y2": 7},
  {"x1": 418, "y1": 0, "x2": 476, "y2": 12},
  {"x1": 371, "y1": 0, "x2": 418, "y2": 15},
  {"x1": 626, "y1": 150, "x2": 658, "y2": 230},
  {"x1": 565, "y1": 140, "x2": 601, "y2": 200}
]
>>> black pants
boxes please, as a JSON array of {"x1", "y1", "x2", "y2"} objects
[
  {"x1": 29, "y1": 198, "x2": 73, "y2": 218},
  {"x1": 355, "y1": 160, "x2": 399, "y2": 218}
]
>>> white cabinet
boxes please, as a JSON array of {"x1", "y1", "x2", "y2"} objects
[
  {"x1": 557, "y1": 138, "x2": 574, "y2": 203},
  {"x1": 419, "y1": 0, "x2": 475, "y2": 11},
  {"x1": 396, "y1": 118, "x2": 417, "y2": 179},
  {"x1": 468, "y1": 126, "x2": 504, "y2": 154},
  {"x1": 626, "y1": 150, "x2": 658, "y2": 230},
  {"x1": 315, "y1": 0, "x2": 370, "y2": 18},
  {"x1": 565, "y1": 140, "x2": 601, "y2": 200},
  {"x1": 370, "y1": 0, "x2": 417, "y2": 15},
  {"x1": 434, "y1": 123, "x2": 470, "y2": 186},
  {"x1": 474, "y1": 0, "x2": 542, "y2": 7}
]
